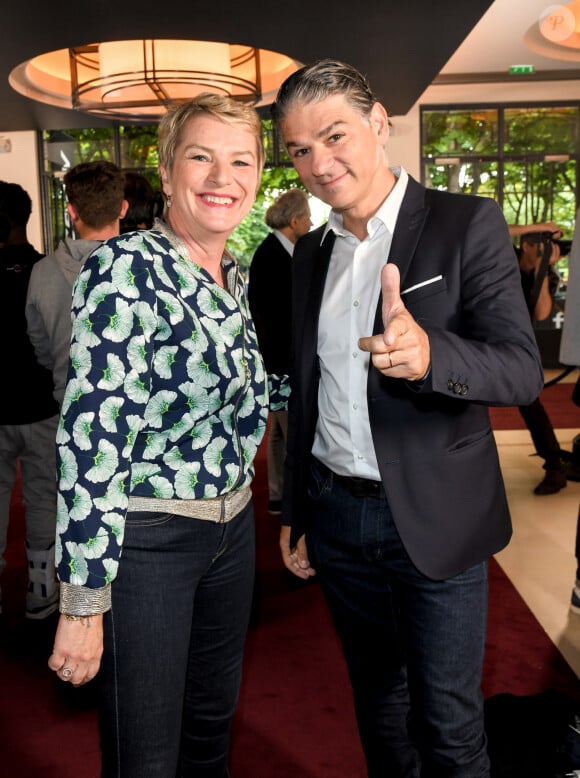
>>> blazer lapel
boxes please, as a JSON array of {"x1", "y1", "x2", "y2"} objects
[
  {"x1": 302, "y1": 230, "x2": 335, "y2": 365},
  {"x1": 373, "y1": 176, "x2": 429, "y2": 334}
]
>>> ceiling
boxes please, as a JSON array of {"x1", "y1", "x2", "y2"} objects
[
  {"x1": 436, "y1": 0, "x2": 580, "y2": 86},
  {"x1": 1, "y1": 0, "x2": 580, "y2": 133}
]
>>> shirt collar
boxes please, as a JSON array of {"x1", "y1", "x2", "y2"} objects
[
  {"x1": 153, "y1": 216, "x2": 236, "y2": 270},
  {"x1": 273, "y1": 229, "x2": 295, "y2": 256}
]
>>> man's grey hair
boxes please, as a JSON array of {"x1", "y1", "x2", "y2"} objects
[{"x1": 265, "y1": 189, "x2": 310, "y2": 230}]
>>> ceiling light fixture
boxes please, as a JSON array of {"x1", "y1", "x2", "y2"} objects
[
  {"x1": 9, "y1": 39, "x2": 301, "y2": 121},
  {"x1": 524, "y1": 1, "x2": 580, "y2": 62}
]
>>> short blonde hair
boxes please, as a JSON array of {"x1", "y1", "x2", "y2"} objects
[{"x1": 158, "y1": 93, "x2": 265, "y2": 175}]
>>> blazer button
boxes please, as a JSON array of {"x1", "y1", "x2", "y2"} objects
[
  {"x1": 460, "y1": 384, "x2": 468, "y2": 395},
  {"x1": 448, "y1": 380, "x2": 455, "y2": 391},
  {"x1": 453, "y1": 382, "x2": 462, "y2": 394}
]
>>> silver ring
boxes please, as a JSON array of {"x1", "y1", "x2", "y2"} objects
[
  {"x1": 61, "y1": 666, "x2": 74, "y2": 679},
  {"x1": 388, "y1": 352, "x2": 393, "y2": 369}
]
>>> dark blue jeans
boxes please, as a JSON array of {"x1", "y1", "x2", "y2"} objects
[
  {"x1": 99, "y1": 502, "x2": 255, "y2": 778},
  {"x1": 307, "y1": 459, "x2": 490, "y2": 778},
  {"x1": 575, "y1": 505, "x2": 580, "y2": 579}
]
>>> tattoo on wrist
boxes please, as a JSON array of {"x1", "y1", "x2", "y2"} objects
[{"x1": 64, "y1": 614, "x2": 94, "y2": 627}]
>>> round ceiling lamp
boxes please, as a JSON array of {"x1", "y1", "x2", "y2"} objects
[
  {"x1": 523, "y1": 2, "x2": 580, "y2": 62},
  {"x1": 9, "y1": 39, "x2": 302, "y2": 121}
]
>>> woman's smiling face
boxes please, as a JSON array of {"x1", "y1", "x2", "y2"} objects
[{"x1": 161, "y1": 114, "x2": 261, "y2": 242}]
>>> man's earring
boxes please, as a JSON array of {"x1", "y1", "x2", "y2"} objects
[{"x1": 166, "y1": 194, "x2": 172, "y2": 208}]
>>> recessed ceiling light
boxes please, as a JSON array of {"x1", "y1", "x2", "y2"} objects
[{"x1": 524, "y1": 2, "x2": 580, "y2": 62}]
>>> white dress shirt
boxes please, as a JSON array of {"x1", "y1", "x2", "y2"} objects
[
  {"x1": 311, "y1": 167, "x2": 408, "y2": 480},
  {"x1": 273, "y1": 229, "x2": 294, "y2": 257}
]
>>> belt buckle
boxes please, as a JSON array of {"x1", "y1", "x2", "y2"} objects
[{"x1": 348, "y1": 476, "x2": 381, "y2": 499}]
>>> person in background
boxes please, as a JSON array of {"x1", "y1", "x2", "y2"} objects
[
  {"x1": 271, "y1": 59, "x2": 543, "y2": 777},
  {"x1": 571, "y1": 514, "x2": 580, "y2": 614},
  {"x1": 508, "y1": 221, "x2": 562, "y2": 239},
  {"x1": 47, "y1": 93, "x2": 287, "y2": 778},
  {"x1": 248, "y1": 188, "x2": 312, "y2": 514},
  {"x1": 513, "y1": 226, "x2": 569, "y2": 494},
  {"x1": 120, "y1": 171, "x2": 163, "y2": 233},
  {"x1": 26, "y1": 160, "x2": 128, "y2": 408},
  {"x1": 0, "y1": 212, "x2": 10, "y2": 247},
  {"x1": 557, "y1": 208, "x2": 580, "y2": 613},
  {"x1": 0, "y1": 181, "x2": 60, "y2": 620}
]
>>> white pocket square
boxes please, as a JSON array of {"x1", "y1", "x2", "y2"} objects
[{"x1": 401, "y1": 275, "x2": 443, "y2": 296}]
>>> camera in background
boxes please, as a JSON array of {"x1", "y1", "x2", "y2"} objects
[{"x1": 521, "y1": 230, "x2": 573, "y2": 257}]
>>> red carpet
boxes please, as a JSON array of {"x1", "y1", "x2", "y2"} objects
[
  {"x1": 1, "y1": 432, "x2": 579, "y2": 777},
  {"x1": 490, "y1": 380, "x2": 580, "y2": 431}
]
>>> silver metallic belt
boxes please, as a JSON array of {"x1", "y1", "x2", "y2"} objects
[{"x1": 127, "y1": 486, "x2": 252, "y2": 523}]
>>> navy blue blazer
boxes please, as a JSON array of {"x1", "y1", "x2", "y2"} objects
[
  {"x1": 248, "y1": 232, "x2": 292, "y2": 375},
  {"x1": 283, "y1": 176, "x2": 544, "y2": 580}
]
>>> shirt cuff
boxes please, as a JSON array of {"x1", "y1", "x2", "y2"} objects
[{"x1": 59, "y1": 582, "x2": 112, "y2": 615}]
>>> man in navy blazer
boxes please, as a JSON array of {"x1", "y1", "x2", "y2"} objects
[
  {"x1": 248, "y1": 189, "x2": 312, "y2": 513},
  {"x1": 271, "y1": 60, "x2": 544, "y2": 777}
]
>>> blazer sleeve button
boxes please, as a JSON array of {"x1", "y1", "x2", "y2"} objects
[{"x1": 460, "y1": 384, "x2": 468, "y2": 395}]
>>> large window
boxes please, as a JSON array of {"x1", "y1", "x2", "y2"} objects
[
  {"x1": 41, "y1": 126, "x2": 161, "y2": 253},
  {"x1": 421, "y1": 103, "x2": 579, "y2": 241},
  {"x1": 422, "y1": 102, "x2": 580, "y2": 367}
]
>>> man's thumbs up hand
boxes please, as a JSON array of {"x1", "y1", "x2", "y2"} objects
[
  {"x1": 380, "y1": 263, "x2": 406, "y2": 346},
  {"x1": 358, "y1": 264, "x2": 431, "y2": 381}
]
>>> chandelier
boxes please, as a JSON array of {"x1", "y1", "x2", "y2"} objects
[{"x1": 9, "y1": 40, "x2": 301, "y2": 121}]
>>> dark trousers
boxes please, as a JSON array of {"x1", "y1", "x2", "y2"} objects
[
  {"x1": 99, "y1": 502, "x2": 255, "y2": 778},
  {"x1": 518, "y1": 396, "x2": 563, "y2": 470},
  {"x1": 306, "y1": 458, "x2": 490, "y2": 778},
  {"x1": 575, "y1": 505, "x2": 580, "y2": 579}
]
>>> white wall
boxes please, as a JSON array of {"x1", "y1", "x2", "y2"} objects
[
  {"x1": 2, "y1": 78, "x2": 579, "y2": 252},
  {"x1": 0, "y1": 130, "x2": 43, "y2": 253}
]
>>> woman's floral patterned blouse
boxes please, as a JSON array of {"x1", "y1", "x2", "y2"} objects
[{"x1": 55, "y1": 221, "x2": 288, "y2": 605}]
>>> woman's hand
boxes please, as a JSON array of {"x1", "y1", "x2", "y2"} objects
[{"x1": 48, "y1": 613, "x2": 104, "y2": 687}]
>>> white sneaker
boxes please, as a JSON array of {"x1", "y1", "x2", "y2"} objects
[
  {"x1": 26, "y1": 585, "x2": 59, "y2": 620},
  {"x1": 25, "y1": 544, "x2": 59, "y2": 620}
]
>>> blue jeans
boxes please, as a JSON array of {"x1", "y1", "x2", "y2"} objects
[
  {"x1": 99, "y1": 501, "x2": 255, "y2": 778},
  {"x1": 307, "y1": 459, "x2": 490, "y2": 778}
]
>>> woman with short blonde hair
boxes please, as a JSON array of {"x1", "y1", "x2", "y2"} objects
[{"x1": 49, "y1": 93, "x2": 285, "y2": 777}]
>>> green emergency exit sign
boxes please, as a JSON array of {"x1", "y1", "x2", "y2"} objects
[{"x1": 509, "y1": 65, "x2": 535, "y2": 75}]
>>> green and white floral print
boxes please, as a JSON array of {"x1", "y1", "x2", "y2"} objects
[{"x1": 56, "y1": 224, "x2": 288, "y2": 591}]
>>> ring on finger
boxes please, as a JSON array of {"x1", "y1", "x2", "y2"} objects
[
  {"x1": 61, "y1": 666, "x2": 74, "y2": 679},
  {"x1": 388, "y1": 352, "x2": 394, "y2": 369}
]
